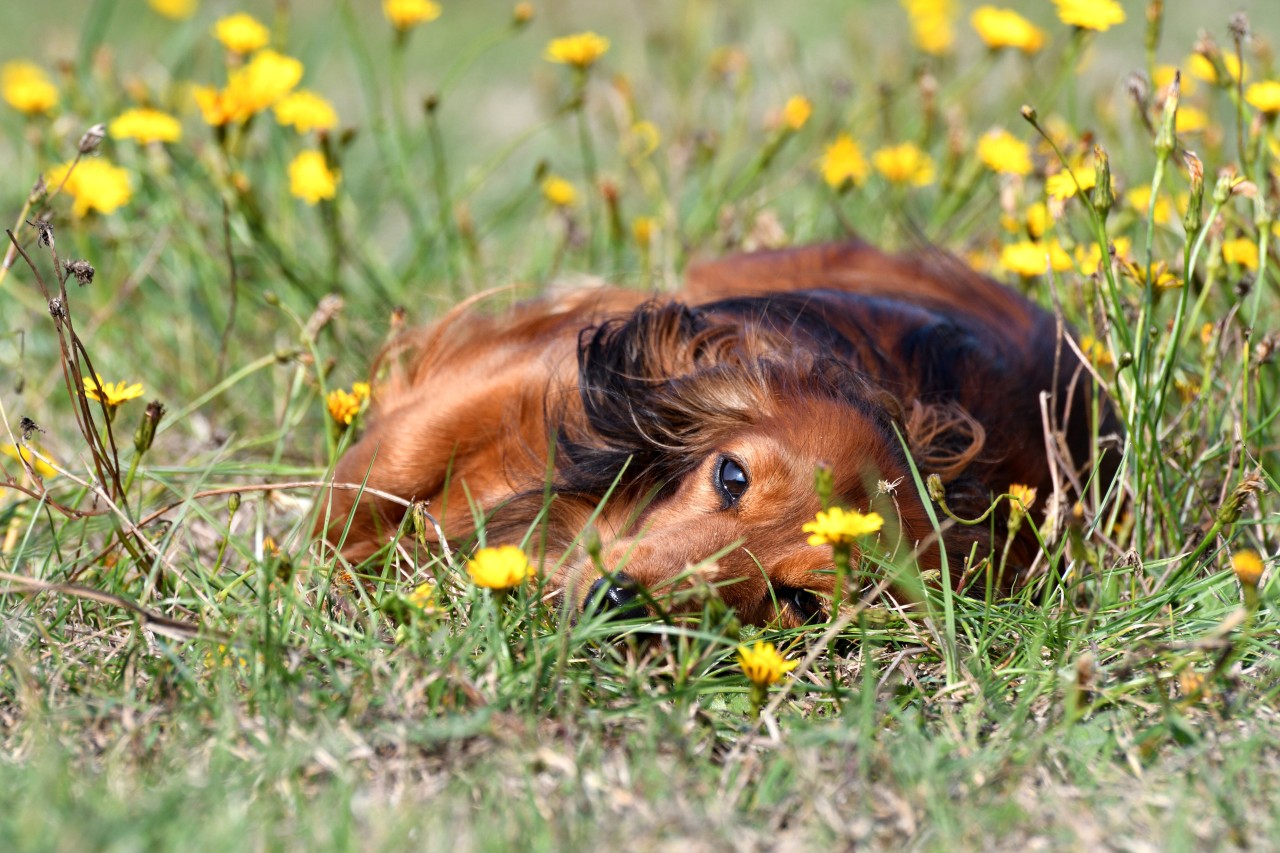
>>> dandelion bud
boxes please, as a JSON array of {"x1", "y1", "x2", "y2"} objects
[
  {"x1": 133, "y1": 399, "x2": 165, "y2": 454},
  {"x1": 813, "y1": 464, "x2": 835, "y2": 508},
  {"x1": 264, "y1": 291, "x2": 281, "y2": 306},
  {"x1": 1092, "y1": 145, "x2": 1114, "y2": 218},
  {"x1": 64, "y1": 259, "x2": 95, "y2": 287},
  {"x1": 926, "y1": 473, "x2": 945, "y2": 502},
  {"x1": 1183, "y1": 151, "x2": 1204, "y2": 233},
  {"x1": 512, "y1": 2, "x2": 534, "y2": 27},
  {"x1": 410, "y1": 500, "x2": 433, "y2": 544},
  {"x1": 1217, "y1": 471, "x2": 1265, "y2": 527},
  {"x1": 1145, "y1": 1, "x2": 1164, "y2": 58},
  {"x1": 1019, "y1": 104, "x2": 1039, "y2": 126},
  {"x1": 1154, "y1": 71, "x2": 1179, "y2": 159},
  {"x1": 1228, "y1": 12, "x2": 1249, "y2": 44},
  {"x1": 1211, "y1": 168, "x2": 1236, "y2": 206},
  {"x1": 228, "y1": 492, "x2": 241, "y2": 514},
  {"x1": 78, "y1": 123, "x2": 106, "y2": 154}
]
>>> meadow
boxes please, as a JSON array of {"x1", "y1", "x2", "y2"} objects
[{"x1": 1, "y1": 0, "x2": 1278, "y2": 849}]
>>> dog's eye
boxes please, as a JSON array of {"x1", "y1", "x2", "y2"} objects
[{"x1": 714, "y1": 456, "x2": 749, "y2": 507}]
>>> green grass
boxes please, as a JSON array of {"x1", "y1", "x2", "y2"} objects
[{"x1": 2, "y1": 1, "x2": 1279, "y2": 849}]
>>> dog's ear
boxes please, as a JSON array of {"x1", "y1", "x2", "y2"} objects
[{"x1": 903, "y1": 399, "x2": 986, "y2": 483}]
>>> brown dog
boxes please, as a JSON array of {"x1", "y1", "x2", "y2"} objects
[{"x1": 319, "y1": 241, "x2": 1117, "y2": 626}]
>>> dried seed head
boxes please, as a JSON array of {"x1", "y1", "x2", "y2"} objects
[
  {"x1": 78, "y1": 123, "x2": 106, "y2": 154},
  {"x1": 28, "y1": 175, "x2": 47, "y2": 205},
  {"x1": 48, "y1": 297, "x2": 65, "y2": 318},
  {"x1": 19, "y1": 417, "x2": 42, "y2": 440},
  {"x1": 1125, "y1": 72, "x2": 1149, "y2": 106},
  {"x1": 65, "y1": 259, "x2": 95, "y2": 286},
  {"x1": 1228, "y1": 12, "x2": 1249, "y2": 44}
]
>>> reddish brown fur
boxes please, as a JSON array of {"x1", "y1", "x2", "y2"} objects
[{"x1": 319, "y1": 241, "x2": 1117, "y2": 626}]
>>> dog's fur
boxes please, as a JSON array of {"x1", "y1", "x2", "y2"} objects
[{"x1": 319, "y1": 240, "x2": 1117, "y2": 626}]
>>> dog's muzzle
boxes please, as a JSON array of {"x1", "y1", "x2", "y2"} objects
[{"x1": 582, "y1": 573, "x2": 646, "y2": 621}]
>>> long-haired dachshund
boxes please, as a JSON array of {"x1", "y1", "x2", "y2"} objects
[{"x1": 319, "y1": 241, "x2": 1118, "y2": 626}]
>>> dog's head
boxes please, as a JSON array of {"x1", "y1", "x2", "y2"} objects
[{"x1": 550, "y1": 299, "x2": 993, "y2": 627}]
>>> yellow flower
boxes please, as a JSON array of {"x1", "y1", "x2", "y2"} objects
[
  {"x1": 1189, "y1": 53, "x2": 1246, "y2": 85},
  {"x1": 999, "y1": 240, "x2": 1073, "y2": 277},
  {"x1": 2, "y1": 61, "x2": 59, "y2": 115},
  {"x1": 46, "y1": 160, "x2": 132, "y2": 217},
  {"x1": 1, "y1": 443, "x2": 57, "y2": 479},
  {"x1": 466, "y1": 545, "x2": 533, "y2": 589},
  {"x1": 1074, "y1": 236, "x2": 1131, "y2": 275},
  {"x1": 1126, "y1": 186, "x2": 1172, "y2": 226},
  {"x1": 406, "y1": 581, "x2": 439, "y2": 613},
  {"x1": 632, "y1": 216, "x2": 656, "y2": 248},
  {"x1": 1002, "y1": 202, "x2": 1050, "y2": 239},
  {"x1": 109, "y1": 107, "x2": 182, "y2": 144},
  {"x1": 1245, "y1": 81, "x2": 1280, "y2": 115},
  {"x1": 326, "y1": 385, "x2": 366, "y2": 425},
  {"x1": 820, "y1": 134, "x2": 869, "y2": 189},
  {"x1": 1175, "y1": 106, "x2": 1209, "y2": 134},
  {"x1": 274, "y1": 90, "x2": 338, "y2": 133},
  {"x1": 781, "y1": 95, "x2": 812, "y2": 131},
  {"x1": 971, "y1": 6, "x2": 1045, "y2": 53},
  {"x1": 82, "y1": 374, "x2": 145, "y2": 408},
  {"x1": 149, "y1": 0, "x2": 197, "y2": 19},
  {"x1": 977, "y1": 128, "x2": 1032, "y2": 176},
  {"x1": 900, "y1": 0, "x2": 956, "y2": 56},
  {"x1": 192, "y1": 85, "x2": 239, "y2": 126},
  {"x1": 1232, "y1": 550, "x2": 1264, "y2": 588},
  {"x1": 1045, "y1": 165, "x2": 1097, "y2": 200},
  {"x1": 228, "y1": 49, "x2": 303, "y2": 116},
  {"x1": 544, "y1": 32, "x2": 610, "y2": 69},
  {"x1": 513, "y1": 3, "x2": 535, "y2": 26},
  {"x1": 541, "y1": 175, "x2": 577, "y2": 207},
  {"x1": 1221, "y1": 237, "x2": 1259, "y2": 270},
  {"x1": 1117, "y1": 257, "x2": 1180, "y2": 289},
  {"x1": 1008, "y1": 483, "x2": 1037, "y2": 511},
  {"x1": 874, "y1": 143, "x2": 935, "y2": 186},
  {"x1": 803, "y1": 506, "x2": 885, "y2": 547},
  {"x1": 214, "y1": 13, "x2": 270, "y2": 54},
  {"x1": 1077, "y1": 335, "x2": 1113, "y2": 367},
  {"x1": 290, "y1": 150, "x2": 339, "y2": 204},
  {"x1": 625, "y1": 120, "x2": 661, "y2": 159},
  {"x1": 383, "y1": 0, "x2": 442, "y2": 31},
  {"x1": 1052, "y1": 0, "x2": 1125, "y2": 31},
  {"x1": 737, "y1": 641, "x2": 798, "y2": 686}
]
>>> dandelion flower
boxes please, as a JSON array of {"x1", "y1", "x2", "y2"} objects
[
  {"x1": 781, "y1": 95, "x2": 812, "y2": 131},
  {"x1": 82, "y1": 374, "x2": 145, "y2": 408},
  {"x1": 383, "y1": 0, "x2": 442, "y2": 31},
  {"x1": 1008, "y1": 483, "x2": 1037, "y2": 510},
  {"x1": 977, "y1": 128, "x2": 1032, "y2": 176},
  {"x1": 1153, "y1": 65, "x2": 1196, "y2": 96},
  {"x1": 737, "y1": 641, "x2": 798, "y2": 686},
  {"x1": 192, "y1": 85, "x2": 240, "y2": 126},
  {"x1": 290, "y1": 150, "x2": 339, "y2": 204},
  {"x1": 1245, "y1": 81, "x2": 1280, "y2": 115},
  {"x1": 46, "y1": 160, "x2": 132, "y2": 217},
  {"x1": 819, "y1": 133, "x2": 869, "y2": 189},
  {"x1": 1077, "y1": 335, "x2": 1113, "y2": 367},
  {"x1": 274, "y1": 90, "x2": 338, "y2": 133},
  {"x1": 900, "y1": 0, "x2": 956, "y2": 55},
  {"x1": 214, "y1": 13, "x2": 270, "y2": 54},
  {"x1": 109, "y1": 107, "x2": 182, "y2": 144},
  {"x1": 803, "y1": 506, "x2": 885, "y2": 547},
  {"x1": 1175, "y1": 106, "x2": 1209, "y2": 134},
  {"x1": 1221, "y1": 237, "x2": 1259, "y2": 270},
  {"x1": 326, "y1": 388, "x2": 363, "y2": 425},
  {"x1": 873, "y1": 142, "x2": 935, "y2": 186},
  {"x1": 407, "y1": 581, "x2": 439, "y2": 613},
  {"x1": 149, "y1": 0, "x2": 197, "y2": 19},
  {"x1": 1045, "y1": 166, "x2": 1097, "y2": 200},
  {"x1": 1075, "y1": 237, "x2": 1131, "y2": 275},
  {"x1": 466, "y1": 545, "x2": 533, "y2": 589},
  {"x1": 545, "y1": 32, "x2": 610, "y2": 69},
  {"x1": 1, "y1": 443, "x2": 58, "y2": 480},
  {"x1": 1232, "y1": 550, "x2": 1264, "y2": 588},
  {"x1": 999, "y1": 240, "x2": 1073, "y2": 277},
  {"x1": 1053, "y1": 0, "x2": 1125, "y2": 32},
  {"x1": 541, "y1": 175, "x2": 577, "y2": 207},
  {"x1": 1188, "y1": 53, "x2": 1246, "y2": 85},
  {"x1": 971, "y1": 7, "x2": 1045, "y2": 53},
  {"x1": 2, "y1": 61, "x2": 59, "y2": 115},
  {"x1": 632, "y1": 216, "x2": 657, "y2": 248},
  {"x1": 227, "y1": 49, "x2": 303, "y2": 117}
]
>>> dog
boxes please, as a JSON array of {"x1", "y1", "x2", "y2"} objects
[{"x1": 319, "y1": 240, "x2": 1118, "y2": 626}]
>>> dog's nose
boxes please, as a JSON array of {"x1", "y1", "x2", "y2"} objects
[{"x1": 583, "y1": 574, "x2": 646, "y2": 620}]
